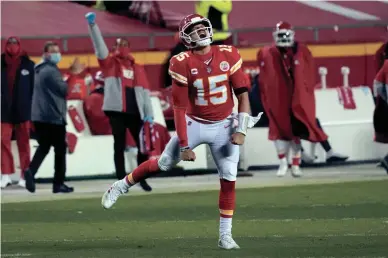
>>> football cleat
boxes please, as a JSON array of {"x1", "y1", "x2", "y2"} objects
[
  {"x1": 101, "y1": 181, "x2": 128, "y2": 209},
  {"x1": 291, "y1": 165, "x2": 303, "y2": 178},
  {"x1": 276, "y1": 158, "x2": 288, "y2": 177},
  {"x1": 218, "y1": 234, "x2": 240, "y2": 250},
  {"x1": 1, "y1": 175, "x2": 12, "y2": 188},
  {"x1": 17, "y1": 178, "x2": 26, "y2": 188}
]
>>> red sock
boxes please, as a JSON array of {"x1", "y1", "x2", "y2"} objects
[
  {"x1": 219, "y1": 179, "x2": 236, "y2": 218},
  {"x1": 278, "y1": 153, "x2": 286, "y2": 159},
  {"x1": 126, "y1": 158, "x2": 160, "y2": 185},
  {"x1": 292, "y1": 157, "x2": 300, "y2": 166}
]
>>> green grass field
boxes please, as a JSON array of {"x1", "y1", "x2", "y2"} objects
[{"x1": 2, "y1": 179, "x2": 388, "y2": 257}]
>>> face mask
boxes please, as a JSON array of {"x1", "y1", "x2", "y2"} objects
[
  {"x1": 49, "y1": 53, "x2": 62, "y2": 64},
  {"x1": 116, "y1": 46, "x2": 129, "y2": 57},
  {"x1": 6, "y1": 44, "x2": 20, "y2": 56}
]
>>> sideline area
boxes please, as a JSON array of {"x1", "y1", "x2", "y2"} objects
[
  {"x1": 30, "y1": 42, "x2": 384, "y2": 68},
  {"x1": 1, "y1": 164, "x2": 387, "y2": 204}
]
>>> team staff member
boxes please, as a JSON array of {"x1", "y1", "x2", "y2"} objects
[
  {"x1": 25, "y1": 41, "x2": 82, "y2": 193},
  {"x1": 85, "y1": 12, "x2": 154, "y2": 186},
  {"x1": 1, "y1": 37, "x2": 35, "y2": 188}
]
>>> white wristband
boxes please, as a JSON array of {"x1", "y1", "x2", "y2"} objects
[{"x1": 236, "y1": 112, "x2": 250, "y2": 135}]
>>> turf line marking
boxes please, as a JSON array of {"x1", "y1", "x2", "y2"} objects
[
  {"x1": 1, "y1": 254, "x2": 32, "y2": 257},
  {"x1": 2, "y1": 217, "x2": 388, "y2": 226},
  {"x1": 245, "y1": 217, "x2": 388, "y2": 222},
  {"x1": 3, "y1": 217, "x2": 388, "y2": 226},
  {"x1": 3, "y1": 233, "x2": 388, "y2": 243}
]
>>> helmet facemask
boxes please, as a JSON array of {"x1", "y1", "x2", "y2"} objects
[
  {"x1": 273, "y1": 29, "x2": 295, "y2": 47},
  {"x1": 180, "y1": 18, "x2": 213, "y2": 49}
]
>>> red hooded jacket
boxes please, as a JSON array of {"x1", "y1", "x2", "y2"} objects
[{"x1": 257, "y1": 42, "x2": 328, "y2": 142}]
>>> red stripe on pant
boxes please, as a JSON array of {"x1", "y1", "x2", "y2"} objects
[{"x1": 1, "y1": 122, "x2": 31, "y2": 177}]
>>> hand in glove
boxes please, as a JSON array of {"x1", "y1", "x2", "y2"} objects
[
  {"x1": 143, "y1": 116, "x2": 154, "y2": 124},
  {"x1": 85, "y1": 12, "x2": 96, "y2": 25}
]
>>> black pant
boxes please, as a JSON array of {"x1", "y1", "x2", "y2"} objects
[
  {"x1": 29, "y1": 122, "x2": 67, "y2": 186},
  {"x1": 106, "y1": 112, "x2": 147, "y2": 180}
]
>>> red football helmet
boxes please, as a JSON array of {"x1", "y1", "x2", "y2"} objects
[
  {"x1": 179, "y1": 14, "x2": 213, "y2": 49},
  {"x1": 273, "y1": 21, "x2": 295, "y2": 47}
]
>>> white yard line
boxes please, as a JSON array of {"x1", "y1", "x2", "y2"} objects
[
  {"x1": 2, "y1": 217, "x2": 387, "y2": 226},
  {"x1": 2, "y1": 233, "x2": 388, "y2": 244},
  {"x1": 1, "y1": 254, "x2": 32, "y2": 257}
]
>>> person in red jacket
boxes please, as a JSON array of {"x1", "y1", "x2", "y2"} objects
[
  {"x1": 83, "y1": 71, "x2": 153, "y2": 191},
  {"x1": 257, "y1": 21, "x2": 349, "y2": 177},
  {"x1": 373, "y1": 47, "x2": 388, "y2": 174},
  {"x1": 1, "y1": 37, "x2": 35, "y2": 188},
  {"x1": 86, "y1": 12, "x2": 154, "y2": 182},
  {"x1": 257, "y1": 22, "x2": 324, "y2": 178}
]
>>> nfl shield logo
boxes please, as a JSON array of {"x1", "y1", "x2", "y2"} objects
[
  {"x1": 219, "y1": 61, "x2": 230, "y2": 72},
  {"x1": 207, "y1": 67, "x2": 212, "y2": 73}
]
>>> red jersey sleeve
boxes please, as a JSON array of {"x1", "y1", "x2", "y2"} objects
[
  {"x1": 168, "y1": 54, "x2": 189, "y2": 86},
  {"x1": 169, "y1": 55, "x2": 190, "y2": 148},
  {"x1": 227, "y1": 46, "x2": 249, "y2": 91}
]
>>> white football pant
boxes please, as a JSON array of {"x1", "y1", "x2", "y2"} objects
[{"x1": 158, "y1": 115, "x2": 239, "y2": 181}]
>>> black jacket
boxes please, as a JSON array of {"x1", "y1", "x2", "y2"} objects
[{"x1": 1, "y1": 54, "x2": 35, "y2": 123}]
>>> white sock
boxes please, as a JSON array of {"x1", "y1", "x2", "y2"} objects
[
  {"x1": 219, "y1": 217, "x2": 232, "y2": 236},
  {"x1": 120, "y1": 177, "x2": 131, "y2": 189},
  {"x1": 279, "y1": 157, "x2": 288, "y2": 166}
]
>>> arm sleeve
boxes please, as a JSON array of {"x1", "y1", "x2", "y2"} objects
[
  {"x1": 228, "y1": 46, "x2": 249, "y2": 95},
  {"x1": 169, "y1": 56, "x2": 189, "y2": 147},
  {"x1": 88, "y1": 23, "x2": 112, "y2": 69},
  {"x1": 172, "y1": 81, "x2": 189, "y2": 148}
]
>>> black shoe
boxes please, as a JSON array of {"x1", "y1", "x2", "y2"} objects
[
  {"x1": 326, "y1": 154, "x2": 349, "y2": 163},
  {"x1": 24, "y1": 169, "x2": 36, "y2": 193},
  {"x1": 53, "y1": 184, "x2": 74, "y2": 193},
  {"x1": 237, "y1": 172, "x2": 253, "y2": 177},
  {"x1": 139, "y1": 179, "x2": 152, "y2": 192},
  {"x1": 381, "y1": 155, "x2": 388, "y2": 174}
]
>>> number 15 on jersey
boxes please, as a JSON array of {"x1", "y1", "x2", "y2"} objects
[{"x1": 193, "y1": 74, "x2": 228, "y2": 106}]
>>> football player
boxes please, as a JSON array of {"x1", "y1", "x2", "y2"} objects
[
  {"x1": 101, "y1": 14, "x2": 260, "y2": 249},
  {"x1": 257, "y1": 21, "x2": 348, "y2": 177}
]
